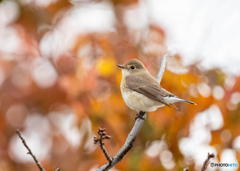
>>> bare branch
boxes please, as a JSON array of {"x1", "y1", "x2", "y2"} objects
[
  {"x1": 156, "y1": 52, "x2": 168, "y2": 83},
  {"x1": 16, "y1": 129, "x2": 45, "y2": 171},
  {"x1": 96, "y1": 53, "x2": 168, "y2": 171},
  {"x1": 201, "y1": 153, "x2": 215, "y2": 171},
  {"x1": 96, "y1": 113, "x2": 147, "y2": 171}
]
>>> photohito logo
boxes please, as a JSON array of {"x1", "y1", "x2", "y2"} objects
[{"x1": 210, "y1": 162, "x2": 238, "y2": 168}]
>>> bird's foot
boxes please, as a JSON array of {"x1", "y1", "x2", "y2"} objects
[{"x1": 135, "y1": 111, "x2": 146, "y2": 120}]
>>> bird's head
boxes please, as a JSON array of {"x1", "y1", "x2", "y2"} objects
[{"x1": 117, "y1": 59, "x2": 147, "y2": 77}]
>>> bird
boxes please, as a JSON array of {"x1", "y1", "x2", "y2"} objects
[{"x1": 117, "y1": 59, "x2": 196, "y2": 119}]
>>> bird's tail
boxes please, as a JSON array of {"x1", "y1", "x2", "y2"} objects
[
  {"x1": 181, "y1": 98, "x2": 197, "y2": 105},
  {"x1": 164, "y1": 96, "x2": 196, "y2": 105},
  {"x1": 169, "y1": 98, "x2": 196, "y2": 110}
]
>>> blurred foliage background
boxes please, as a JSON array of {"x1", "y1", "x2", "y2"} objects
[{"x1": 0, "y1": 0, "x2": 240, "y2": 171}]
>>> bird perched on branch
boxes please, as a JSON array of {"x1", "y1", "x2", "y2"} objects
[{"x1": 117, "y1": 59, "x2": 196, "y2": 118}]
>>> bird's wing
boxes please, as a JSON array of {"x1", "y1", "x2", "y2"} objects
[{"x1": 125, "y1": 75, "x2": 172, "y2": 107}]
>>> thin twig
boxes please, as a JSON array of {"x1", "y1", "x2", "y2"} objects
[
  {"x1": 94, "y1": 128, "x2": 112, "y2": 163},
  {"x1": 100, "y1": 141, "x2": 112, "y2": 163},
  {"x1": 16, "y1": 129, "x2": 45, "y2": 171},
  {"x1": 156, "y1": 52, "x2": 168, "y2": 84},
  {"x1": 96, "y1": 53, "x2": 168, "y2": 171},
  {"x1": 201, "y1": 153, "x2": 215, "y2": 171}
]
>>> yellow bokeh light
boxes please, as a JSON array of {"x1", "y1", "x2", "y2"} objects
[{"x1": 95, "y1": 57, "x2": 116, "y2": 77}]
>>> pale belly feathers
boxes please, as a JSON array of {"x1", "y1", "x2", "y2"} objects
[{"x1": 121, "y1": 88, "x2": 164, "y2": 112}]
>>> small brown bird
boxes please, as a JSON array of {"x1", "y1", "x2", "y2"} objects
[{"x1": 117, "y1": 59, "x2": 196, "y2": 114}]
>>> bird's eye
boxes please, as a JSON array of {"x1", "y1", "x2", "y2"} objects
[{"x1": 130, "y1": 66, "x2": 135, "y2": 70}]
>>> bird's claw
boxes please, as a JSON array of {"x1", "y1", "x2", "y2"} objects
[{"x1": 135, "y1": 111, "x2": 146, "y2": 120}]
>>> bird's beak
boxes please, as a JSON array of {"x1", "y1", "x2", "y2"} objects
[{"x1": 117, "y1": 64, "x2": 124, "y2": 69}]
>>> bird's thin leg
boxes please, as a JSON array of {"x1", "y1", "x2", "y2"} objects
[{"x1": 135, "y1": 111, "x2": 146, "y2": 120}]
